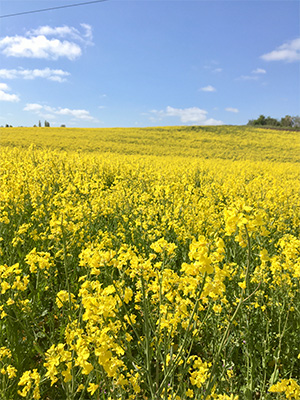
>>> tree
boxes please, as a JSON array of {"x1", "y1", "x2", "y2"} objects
[
  {"x1": 44, "y1": 120, "x2": 50, "y2": 127},
  {"x1": 254, "y1": 115, "x2": 267, "y2": 125},
  {"x1": 280, "y1": 115, "x2": 292, "y2": 127},
  {"x1": 265, "y1": 116, "x2": 279, "y2": 126},
  {"x1": 38, "y1": 120, "x2": 41, "y2": 127},
  {"x1": 248, "y1": 114, "x2": 299, "y2": 128},
  {"x1": 292, "y1": 116, "x2": 300, "y2": 128}
]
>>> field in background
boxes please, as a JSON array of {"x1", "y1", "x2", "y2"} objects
[
  {"x1": 1, "y1": 125, "x2": 299, "y2": 162},
  {"x1": 0, "y1": 126, "x2": 299, "y2": 399}
]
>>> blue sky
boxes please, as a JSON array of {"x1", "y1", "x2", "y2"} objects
[{"x1": 0, "y1": 0, "x2": 299, "y2": 127}]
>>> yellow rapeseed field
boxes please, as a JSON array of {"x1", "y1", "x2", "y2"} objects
[{"x1": 0, "y1": 126, "x2": 299, "y2": 399}]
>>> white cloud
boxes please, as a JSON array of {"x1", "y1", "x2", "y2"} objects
[
  {"x1": 151, "y1": 106, "x2": 223, "y2": 125},
  {"x1": 24, "y1": 103, "x2": 97, "y2": 121},
  {"x1": 252, "y1": 68, "x2": 266, "y2": 74},
  {"x1": 0, "y1": 83, "x2": 19, "y2": 102},
  {"x1": 261, "y1": 38, "x2": 300, "y2": 62},
  {"x1": 200, "y1": 85, "x2": 216, "y2": 92},
  {"x1": 29, "y1": 26, "x2": 77, "y2": 37},
  {"x1": 23, "y1": 103, "x2": 43, "y2": 111},
  {"x1": 237, "y1": 75, "x2": 259, "y2": 81},
  {"x1": 0, "y1": 90, "x2": 19, "y2": 102},
  {"x1": 0, "y1": 83, "x2": 9, "y2": 91},
  {"x1": 80, "y1": 24, "x2": 93, "y2": 42},
  {"x1": 0, "y1": 35, "x2": 81, "y2": 60},
  {"x1": 0, "y1": 68, "x2": 70, "y2": 82},
  {"x1": 29, "y1": 24, "x2": 93, "y2": 44},
  {"x1": 0, "y1": 23, "x2": 93, "y2": 60},
  {"x1": 55, "y1": 108, "x2": 95, "y2": 120},
  {"x1": 165, "y1": 106, "x2": 207, "y2": 123},
  {"x1": 237, "y1": 67, "x2": 267, "y2": 81},
  {"x1": 225, "y1": 107, "x2": 239, "y2": 113},
  {"x1": 203, "y1": 61, "x2": 222, "y2": 73}
]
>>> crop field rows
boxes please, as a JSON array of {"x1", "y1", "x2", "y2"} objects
[{"x1": 0, "y1": 126, "x2": 299, "y2": 399}]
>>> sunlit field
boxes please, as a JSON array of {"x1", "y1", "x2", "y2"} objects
[{"x1": 0, "y1": 126, "x2": 299, "y2": 399}]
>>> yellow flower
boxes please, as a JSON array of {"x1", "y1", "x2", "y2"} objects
[
  {"x1": 0, "y1": 346, "x2": 12, "y2": 360},
  {"x1": 6, "y1": 365, "x2": 17, "y2": 378},
  {"x1": 18, "y1": 369, "x2": 40, "y2": 399},
  {"x1": 1, "y1": 281, "x2": 10, "y2": 294},
  {"x1": 87, "y1": 383, "x2": 99, "y2": 395},
  {"x1": 238, "y1": 281, "x2": 246, "y2": 290},
  {"x1": 56, "y1": 290, "x2": 75, "y2": 308},
  {"x1": 124, "y1": 287, "x2": 133, "y2": 304},
  {"x1": 189, "y1": 356, "x2": 210, "y2": 388},
  {"x1": 227, "y1": 369, "x2": 234, "y2": 379},
  {"x1": 186, "y1": 389, "x2": 194, "y2": 398},
  {"x1": 212, "y1": 304, "x2": 222, "y2": 314},
  {"x1": 61, "y1": 362, "x2": 72, "y2": 383},
  {"x1": 269, "y1": 379, "x2": 300, "y2": 400}
]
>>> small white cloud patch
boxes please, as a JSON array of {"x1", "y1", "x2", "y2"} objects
[
  {"x1": 23, "y1": 103, "x2": 43, "y2": 111},
  {"x1": 200, "y1": 85, "x2": 216, "y2": 92},
  {"x1": 261, "y1": 38, "x2": 300, "y2": 62},
  {"x1": 0, "y1": 82, "x2": 19, "y2": 102},
  {"x1": 0, "y1": 68, "x2": 70, "y2": 82},
  {"x1": 252, "y1": 68, "x2": 266, "y2": 74},
  {"x1": 225, "y1": 107, "x2": 239, "y2": 113},
  {"x1": 151, "y1": 106, "x2": 223, "y2": 125}
]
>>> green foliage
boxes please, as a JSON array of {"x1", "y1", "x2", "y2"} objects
[{"x1": 248, "y1": 114, "x2": 299, "y2": 129}]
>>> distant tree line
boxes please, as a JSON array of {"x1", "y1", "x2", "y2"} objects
[
  {"x1": 2, "y1": 121, "x2": 66, "y2": 127},
  {"x1": 34, "y1": 120, "x2": 50, "y2": 127},
  {"x1": 248, "y1": 115, "x2": 300, "y2": 128},
  {"x1": 33, "y1": 121, "x2": 65, "y2": 127}
]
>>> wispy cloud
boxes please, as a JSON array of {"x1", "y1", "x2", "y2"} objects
[
  {"x1": 203, "y1": 61, "x2": 222, "y2": 73},
  {"x1": 0, "y1": 24, "x2": 92, "y2": 60},
  {"x1": 237, "y1": 75, "x2": 259, "y2": 81},
  {"x1": 28, "y1": 24, "x2": 93, "y2": 44},
  {"x1": 252, "y1": 68, "x2": 266, "y2": 74},
  {"x1": 0, "y1": 68, "x2": 70, "y2": 82},
  {"x1": 150, "y1": 106, "x2": 223, "y2": 125},
  {"x1": 225, "y1": 107, "x2": 239, "y2": 113},
  {"x1": 24, "y1": 103, "x2": 97, "y2": 121},
  {"x1": 261, "y1": 38, "x2": 300, "y2": 62},
  {"x1": 237, "y1": 67, "x2": 267, "y2": 81},
  {"x1": 0, "y1": 83, "x2": 19, "y2": 102},
  {"x1": 200, "y1": 85, "x2": 216, "y2": 92}
]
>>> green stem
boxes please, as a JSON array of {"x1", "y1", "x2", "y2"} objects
[
  {"x1": 60, "y1": 218, "x2": 77, "y2": 398},
  {"x1": 156, "y1": 272, "x2": 208, "y2": 398},
  {"x1": 269, "y1": 304, "x2": 289, "y2": 386},
  {"x1": 140, "y1": 274, "x2": 155, "y2": 398},
  {"x1": 60, "y1": 219, "x2": 72, "y2": 308},
  {"x1": 204, "y1": 225, "x2": 251, "y2": 398}
]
